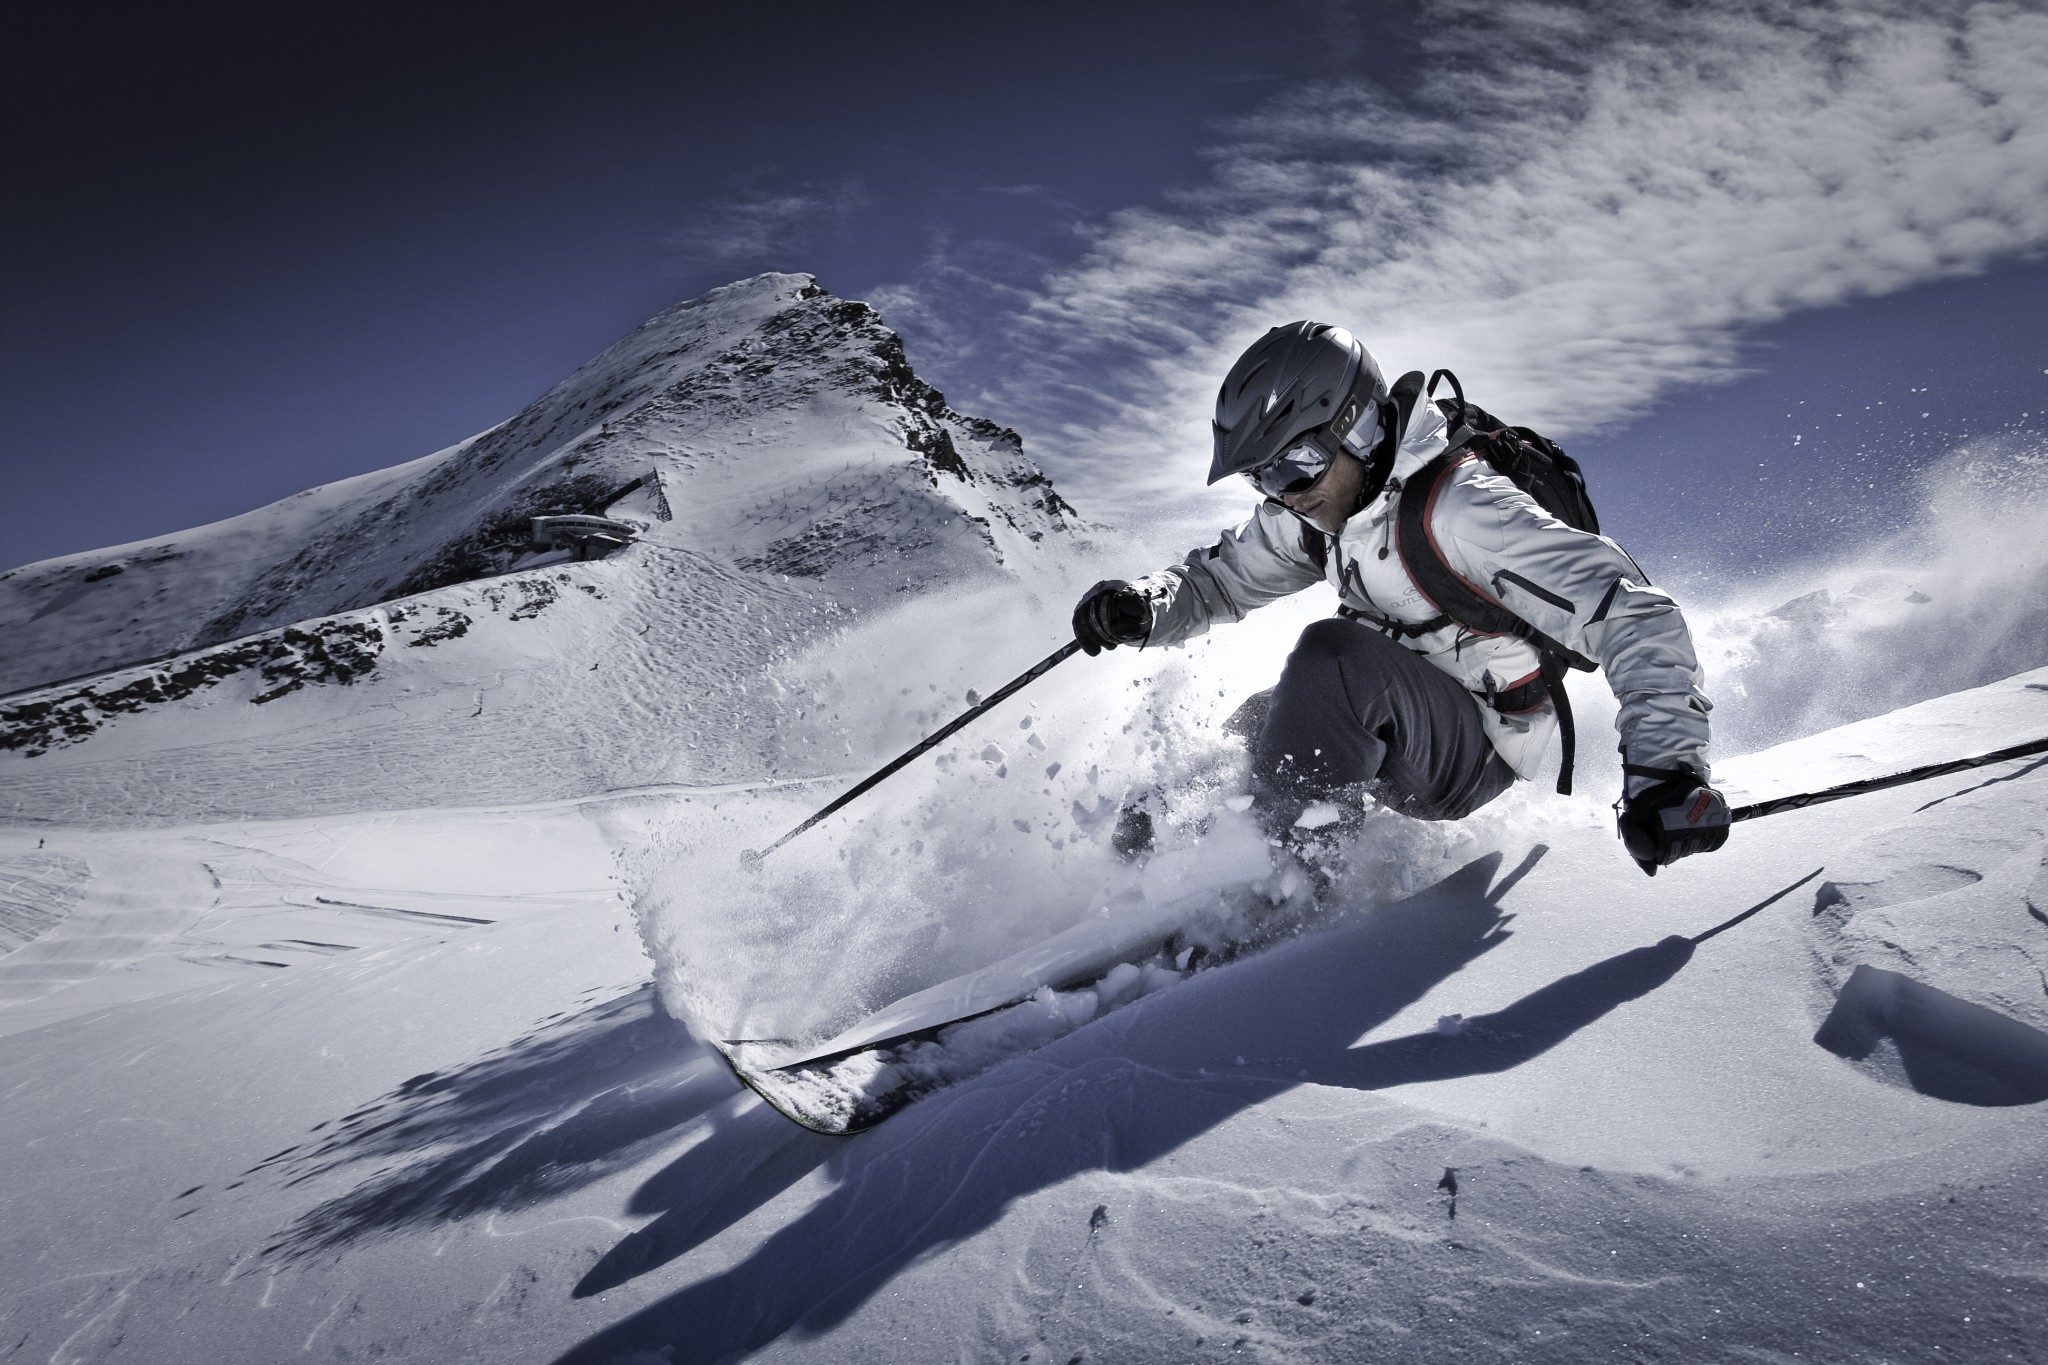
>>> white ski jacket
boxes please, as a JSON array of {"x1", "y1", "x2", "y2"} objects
[{"x1": 1132, "y1": 399, "x2": 1713, "y2": 791}]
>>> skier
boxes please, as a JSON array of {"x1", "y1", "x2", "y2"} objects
[{"x1": 1072, "y1": 322, "x2": 1729, "y2": 878}]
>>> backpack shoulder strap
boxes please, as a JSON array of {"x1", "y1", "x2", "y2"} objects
[
  {"x1": 1426, "y1": 369, "x2": 1468, "y2": 429},
  {"x1": 1395, "y1": 451, "x2": 1595, "y2": 795},
  {"x1": 1395, "y1": 452, "x2": 1520, "y2": 638},
  {"x1": 1387, "y1": 369, "x2": 1427, "y2": 443}
]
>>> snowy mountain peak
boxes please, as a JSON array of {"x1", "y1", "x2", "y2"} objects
[
  {"x1": 1, "y1": 277, "x2": 1090, "y2": 815},
  {"x1": 0, "y1": 275, "x2": 1082, "y2": 699}
]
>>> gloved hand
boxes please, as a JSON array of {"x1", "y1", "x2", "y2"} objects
[
  {"x1": 1617, "y1": 765, "x2": 1730, "y2": 876},
  {"x1": 1072, "y1": 580, "x2": 1150, "y2": 655}
]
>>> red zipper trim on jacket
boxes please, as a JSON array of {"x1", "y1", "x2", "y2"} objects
[{"x1": 1415, "y1": 451, "x2": 1510, "y2": 639}]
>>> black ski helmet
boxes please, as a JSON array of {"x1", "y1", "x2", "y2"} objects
[{"x1": 1208, "y1": 322, "x2": 1390, "y2": 486}]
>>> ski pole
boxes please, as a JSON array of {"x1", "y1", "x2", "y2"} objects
[
  {"x1": 1729, "y1": 733, "x2": 2048, "y2": 824},
  {"x1": 745, "y1": 639, "x2": 1085, "y2": 865}
]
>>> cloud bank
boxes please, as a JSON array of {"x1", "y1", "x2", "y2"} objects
[{"x1": 942, "y1": 0, "x2": 2048, "y2": 535}]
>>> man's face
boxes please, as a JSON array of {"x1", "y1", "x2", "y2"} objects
[{"x1": 1280, "y1": 450, "x2": 1370, "y2": 535}]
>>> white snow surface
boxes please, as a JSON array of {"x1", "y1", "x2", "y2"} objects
[
  {"x1": 4, "y1": 655, "x2": 2046, "y2": 1361},
  {"x1": 6, "y1": 654, "x2": 2047, "y2": 1362},
  {"x1": 5, "y1": 282, "x2": 2048, "y2": 1361}
]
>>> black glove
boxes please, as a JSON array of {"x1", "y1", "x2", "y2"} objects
[
  {"x1": 1617, "y1": 765, "x2": 1730, "y2": 877},
  {"x1": 1072, "y1": 580, "x2": 1150, "y2": 655}
]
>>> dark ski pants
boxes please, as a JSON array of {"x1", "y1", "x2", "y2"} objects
[{"x1": 1249, "y1": 617, "x2": 1518, "y2": 827}]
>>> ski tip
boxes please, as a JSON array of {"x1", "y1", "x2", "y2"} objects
[{"x1": 712, "y1": 1038, "x2": 874, "y2": 1136}]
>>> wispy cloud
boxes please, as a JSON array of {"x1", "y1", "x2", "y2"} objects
[
  {"x1": 865, "y1": 231, "x2": 1059, "y2": 381},
  {"x1": 977, "y1": 184, "x2": 1063, "y2": 200},
  {"x1": 946, "y1": 0, "x2": 2048, "y2": 531},
  {"x1": 666, "y1": 181, "x2": 866, "y2": 271}
]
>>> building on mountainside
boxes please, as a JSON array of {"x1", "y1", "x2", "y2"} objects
[{"x1": 529, "y1": 515, "x2": 639, "y2": 561}]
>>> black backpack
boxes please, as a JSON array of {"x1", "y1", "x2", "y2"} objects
[
  {"x1": 1420, "y1": 369, "x2": 1599, "y2": 535},
  {"x1": 1392, "y1": 369, "x2": 1606, "y2": 795}
]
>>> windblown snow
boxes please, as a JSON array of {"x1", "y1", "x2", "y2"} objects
[{"x1": 3, "y1": 275, "x2": 2046, "y2": 1363}]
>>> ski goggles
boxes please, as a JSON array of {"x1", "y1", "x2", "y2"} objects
[
  {"x1": 1243, "y1": 404, "x2": 1383, "y2": 499},
  {"x1": 1244, "y1": 435, "x2": 1335, "y2": 498}
]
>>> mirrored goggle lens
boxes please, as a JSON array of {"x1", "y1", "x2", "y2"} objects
[{"x1": 1246, "y1": 438, "x2": 1331, "y2": 497}]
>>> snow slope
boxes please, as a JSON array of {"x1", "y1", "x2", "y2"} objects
[{"x1": 3, "y1": 659, "x2": 2044, "y2": 1362}]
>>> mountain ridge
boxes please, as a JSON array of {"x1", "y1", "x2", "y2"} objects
[
  {"x1": 0, "y1": 273, "x2": 1082, "y2": 697},
  {"x1": 0, "y1": 274, "x2": 1090, "y2": 819}
]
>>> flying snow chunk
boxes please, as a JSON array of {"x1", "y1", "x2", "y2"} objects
[{"x1": 1295, "y1": 801, "x2": 1343, "y2": 830}]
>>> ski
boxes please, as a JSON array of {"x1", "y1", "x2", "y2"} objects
[
  {"x1": 716, "y1": 879, "x2": 1304, "y2": 1134},
  {"x1": 715, "y1": 934, "x2": 1200, "y2": 1134},
  {"x1": 715, "y1": 1038, "x2": 903, "y2": 1136}
]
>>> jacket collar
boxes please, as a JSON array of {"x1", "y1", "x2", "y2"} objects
[{"x1": 1333, "y1": 390, "x2": 1448, "y2": 533}]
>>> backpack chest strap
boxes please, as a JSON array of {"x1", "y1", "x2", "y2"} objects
[{"x1": 1334, "y1": 602, "x2": 1452, "y2": 639}]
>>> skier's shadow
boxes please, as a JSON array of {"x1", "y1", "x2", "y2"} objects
[
  {"x1": 255, "y1": 985, "x2": 742, "y2": 1262},
  {"x1": 556, "y1": 846, "x2": 1716, "y2": 1363},
  {"x1": 571, "y1": 1103, "x2": 839, "y2": 1298}
]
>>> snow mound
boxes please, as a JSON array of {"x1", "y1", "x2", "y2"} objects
[
  {"x1": 1815, "y1": 965, "x2": 2048, "y2": 1107},
  {"x1": 1806, "y1": 776, "x2": 2048, "y2": 1029}
]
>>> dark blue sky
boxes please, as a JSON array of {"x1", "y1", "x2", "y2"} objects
[
  {"x1": 1576, "y1": 254, "x2": 2048, "y2": 588},
  {"x1": 2, "y1": 0, "x2": 1398, "y2": 571},
  {"x1": 3, "y1": 0, "x2": 2042, "y2": 578}
]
